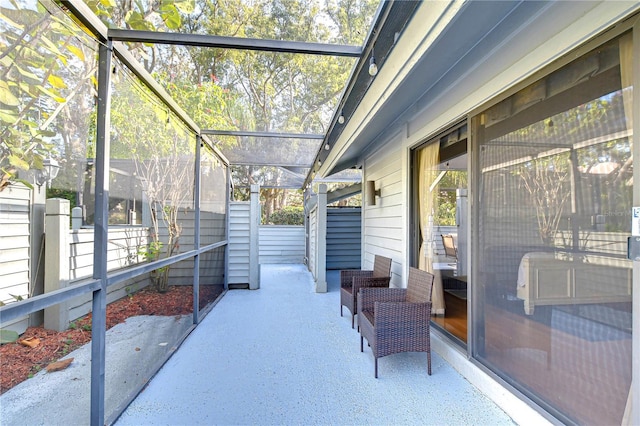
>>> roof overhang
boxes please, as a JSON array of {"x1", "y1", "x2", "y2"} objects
[{"x1": 316, "y1": 0, "x2": 640, "y2": 178}]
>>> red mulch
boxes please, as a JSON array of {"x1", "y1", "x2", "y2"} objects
[{"x1": 0, "y1": 284, "x2": 223, "y2": 394}]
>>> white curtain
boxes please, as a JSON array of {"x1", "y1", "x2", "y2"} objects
[{"x1": 418, "y1": 142, "x2": 445, "y2": 315}]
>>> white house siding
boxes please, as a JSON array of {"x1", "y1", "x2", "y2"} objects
[
  {"x1": 362, "y1": 132, "x2": 405, "y2": 287},
  {"x1": 228, "y1": 202, "x2": 250, "y2": 284},
  {"x1": 259, "y1": 226, "x2": 304, "y2": 264},
  {"x1": 362, "y1": 2, "x2": 640, "y2": 287},
  {"x1": 354, "y1": 3, "x2": 640, "y2": 425},
  {"x1": 0, "y1": 185, "x2": 31, "y2": 333}
]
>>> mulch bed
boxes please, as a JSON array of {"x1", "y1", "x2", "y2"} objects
[{"x1": 0, "y1": 284, "x2": 223, "y2": 394}]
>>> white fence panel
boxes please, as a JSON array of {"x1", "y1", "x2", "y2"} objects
[
  {"x1": 0, "y1": 185, "x2": 31, "y2": 333},
  {"x1": 259, "y1": 225, "x2": 305, "y2": 264},
  {"x1": 228, "y1": 202, "x2": 250, "y2": 284}
]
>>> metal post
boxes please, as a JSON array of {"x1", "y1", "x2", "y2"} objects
[
  {"x1": 193, "y1": 135, "x2": 201, "y2": 324},
  {"x1": 224, "y1": 164, "x2": 231, "y2": 291},
  {"x1": 90, "y1": 40, "x2": 112, "y2": 426},
  {"x1": 249, "y1": 184, "x2": 260, "y2": 289},
  {"x1": 315, "y1": 184, "x2": 327, "y2": 292}
]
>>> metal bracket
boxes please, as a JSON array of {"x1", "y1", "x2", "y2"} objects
[{"x1": 628, "y1": 236, "x2": 640, "y2": 261}]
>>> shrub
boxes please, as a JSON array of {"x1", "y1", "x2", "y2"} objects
[{"x1": 268, "y1": 206, "x2": 304, "y2": 225}]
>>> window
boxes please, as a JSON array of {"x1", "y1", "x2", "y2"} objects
[{"x1": 472, "y1": 34, "x2": 633, "y2": 425}]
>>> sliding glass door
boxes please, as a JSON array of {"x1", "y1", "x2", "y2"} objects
[
  {"x1": 472, "y1": 33, "x2": 634, "y2": 425},
  {"x1": 412, "y1": 125, "x2": 468, "y2": 344}
]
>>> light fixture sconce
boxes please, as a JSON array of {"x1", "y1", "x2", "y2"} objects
[
  {"x1": 35, "y1": 157, "x2": 60, "y2": 189},
  {"x1": 338, "y1": 110, "x2": 345, "y2": 124},
  {"x1": 368, "y1": 53, "x2": 378, "y2": 76},
  {"x1": 365, "y1": 180, "x2": 380, "y2": 206}
]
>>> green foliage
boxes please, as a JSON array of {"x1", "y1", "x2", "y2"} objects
[
  {"x1": 436, "y1": 191, "x2": 457, "y2": 226},
  {"x1": 138, "y1": 241, "x2": 164, "y2": 262},
  {"x1": 27, "y1": 364, "x2": 42, "y2": 378},
  {"x1": 0, "y1": 329, "x2": 19, "y2": 345},
  {"x1": 9, "y1": 293, "x2": 24, "y2": 301},
  {"x1": 47, "y1": 187, "x2": 76, "y2": 209},
  {"x1": 433, "y1": 170, "x2": 467, "y2": 226},
  {"x1": 1, "y1": 3, "x2": 97, "y2": 193},
  {"x1": 157, "y1": 72, "x2": 232, "y2": 133},
  {"x1": 86, "y1": 0, "x2": 195, "y2": 31},
  {"x1": 267, "y1": 206, "x2": 304, "y2": 225}
]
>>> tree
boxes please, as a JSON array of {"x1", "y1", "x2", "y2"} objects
[
  {"x1": 1, "y1": 2, "x2": 96, "y2": 192},
  {"x1": 519, "y1": 155, "x2": 571, "y2": 245},
  {"x1": 188, "y1": 0, "x2": 378, "y2": 211},
  {"x1": 108, "y1": 65, "x2": 232, "y2": 291}
]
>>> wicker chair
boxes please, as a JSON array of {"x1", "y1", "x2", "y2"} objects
[
  {"x1": 357, "y1": 267, "x2": 434, "y2": 378},
  {"x1": 441, "y1": 234, "x2": 458, "y2": 263},
  {"x1": 340, "y1": 255, "x2": 392, "y2": 329}
]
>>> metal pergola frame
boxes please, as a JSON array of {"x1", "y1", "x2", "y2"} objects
[
  {"x1": 108, "y1": 28, "x2": 362, "y2": 57},
  {"x1": 0, "y1": 2, "x2": 389, "y2": 425}
]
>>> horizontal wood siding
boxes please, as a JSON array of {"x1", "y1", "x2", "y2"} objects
[
  {"x1": 259, "y1": 226, "x2": 304, "y2": 264},
  {"x1": 199, "y1": 245, "x2": 226, "y2": 286},
  {"x1": 363, "y1": 135, "x2": 403, "y2": 286},
  {"x1": 67, "y1": 226, "x2": 150, "y2": 321},
  {"x1": 228, "y1": 202, "x2": 250, "y2": 284},
  {"x1": 0, "y1": 185, "x2": 31, "y2": 333},
  {"x1": 64, "y1": 212, "x2": 227, "y2": 322},
  {"x1": 326, "y1": 208, "x2": 361, "y2": 269},
  {"x1": 70, "y1": 227, "x2": 149, "y2": 280}
]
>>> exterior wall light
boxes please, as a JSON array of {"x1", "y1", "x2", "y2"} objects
[
  {"x1": 35, "y1": 157, "x2": 61, "y2": 189},
  {"x1": 368, "y1": 54, "x2": 378, "y2": 76}
]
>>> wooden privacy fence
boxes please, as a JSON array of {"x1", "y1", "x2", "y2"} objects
[{"x1": 43, "y1": 199, "x2": 226, "y2": 331}]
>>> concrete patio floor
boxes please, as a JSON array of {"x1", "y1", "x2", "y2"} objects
[{"x1": 115, "y1": 264, "x2": 516, "y2": 425}]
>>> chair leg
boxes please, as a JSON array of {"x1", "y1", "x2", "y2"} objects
[
  {"x1": 375, "y1": 358, "x2": 378, "y2": 378},
  {"x1": 360, "y1": 335, "x2": 363, "y2": 352},
  {"x1": 427, "y1": 351, "x2": 432, "y2": 376},
  {"x1": 351, "y1": 313, "x2": 354, "y2": 329},
  {"x1": 340, "y1": 305, "x2": 343, "y2": 316}
]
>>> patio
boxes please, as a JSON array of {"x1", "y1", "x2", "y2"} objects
[{"x1": 114, "y1": 264, "x2": 515, "y2": 425}]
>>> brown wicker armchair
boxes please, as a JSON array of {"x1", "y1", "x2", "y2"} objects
[
  {"x1": 357, "y1": 267, "x2": 434, "y2": 378},
  {"x1": 340, "y1": 255, "x2": 392, "y2": 328}
]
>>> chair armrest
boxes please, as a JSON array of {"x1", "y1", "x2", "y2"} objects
[
  {"x1": 358, "y1": 288, "x2": 405, "y2": 313},
  {"x1": 340, "y1": 270, "x2": 373, "y2": 287},
  {"x1": 374, "y1": 301, "x2": 432, "y2": 328},
  {"x1": 352, "y1": 276, "x2": 391, "y2": 296}
]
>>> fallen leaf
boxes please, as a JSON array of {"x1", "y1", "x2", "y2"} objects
[
  {"x1": 135, "y1": 347, "x2": 141, "y2": 351},
  {"x1": 18, "y1": 337, "x2": 40, "y2": 348},
  {"x1": 46, "y1": 358, "x2": 74, "y2": 372}
]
